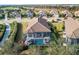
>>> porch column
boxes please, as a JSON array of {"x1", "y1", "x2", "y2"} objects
[
  {"x1": 42, "y1": 32, "x2": 43, "y2": 38},
  {"x1": 32, "y1": 33, "x2": 34, "y2": 38},
  {"x1": 34, "y1": 33, "x2": 36, "y2": 38},
  {"x1": 74, "y1": 39, "x2": 77, "y2": 45}
]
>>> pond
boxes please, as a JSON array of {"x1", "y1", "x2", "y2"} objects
[{"x1": 0, "y1": 23, "x2": 10, "y2": 46}]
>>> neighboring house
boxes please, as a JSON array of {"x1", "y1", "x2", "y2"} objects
[
  {"x1": 25, "y1": 17, "x2": 51, "y2": 46},
  {"x1": 26, "y1": 9, "x2": 34, "y2": 18},
  {"x1": 64, "y1": 17, "x2": 79, "y2": 45},
  {"x1": 49, "y1": 9, "x2": 65, "y2": 22},
  {"x1": 50, "y1": 9, "x2": 59, "y2": 18},
  {"x1": 61, "y1": 10, "x2": 73, "y2": 17},
  {"x1": 39, "y1": 10, "x2": 47, "y2": 17},
  {"x1": 16, "y1": 12, "x2": 22, "y2": 23},
  {"x1": 8, "y1": 11, "x2": 17, "y2": 18},
  {"x1": 48, "y1": 16, "x2": 64, "y2": 22},
  {"x1": 74, "y1": 11, "x2": 79, "y2": 17}
]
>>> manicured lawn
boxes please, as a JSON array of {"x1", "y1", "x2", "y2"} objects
[
  {"x1": 52, "y1": 22, "x2": 64, "y2": 32},
  {"x1": 22, "y1": 18, "x2": 28, "y2": 33},
  {"x1": 9, "y1": 21, "x2": 16, "y2": 36},
  {"x1": 0, "y1": 32, "x2": 3, "y2": 38}
]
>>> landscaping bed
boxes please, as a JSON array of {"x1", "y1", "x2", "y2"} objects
[{"x1": 0, "y1": 24, "x2": 6, "y2": 41}]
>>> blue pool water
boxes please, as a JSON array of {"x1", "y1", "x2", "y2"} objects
[{"x1": 34, "y1": 39, "x2": 44, "y2": 46}]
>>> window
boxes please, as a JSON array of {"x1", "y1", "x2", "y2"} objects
[
  {"x1": 37, "y1": 33, "x2": 42, "y2": 37},
  {"x1": 43, "y1": 32, "x2": 46, "y2": 37},
  {"x1": 43, "y1": 32, "x2": 50, "y2": 37},
  {"x1": 28, "y1": 33, "x2": 32, "y2": 37},
  {"x1": 71, "y1": 39, "x2": 74, "y2": 45},
  {"x1": 77, "y1": 39, "x2": 79, "y2": 44},
  {"x1": 71, "y1": 38, "x2": 77, "y2": 45}
]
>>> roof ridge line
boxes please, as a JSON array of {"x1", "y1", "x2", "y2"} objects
[{"x1": 37, "y1": 22, "x2": 51, "y2": 32}]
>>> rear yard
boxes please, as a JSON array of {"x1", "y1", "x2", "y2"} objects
[{"x1": 22, "y1": 18, "x2": 28, "y2": 33}]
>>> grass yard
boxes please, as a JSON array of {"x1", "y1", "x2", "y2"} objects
[
  {"x1": 0, "y1": 6, "x2": 18, "y2": 10},
  {"x1": 22, "y1": 18, "x2": 28, "y2": 33},
  {"x1": 52, "y1": 22, "x2": 64, "y2": 32},
  {"x1": 0, "y1": 32, "x2": 3, "y2": 38},
  {"x1": 10, "y1": 22, "x2": 16, "y2": 35}
]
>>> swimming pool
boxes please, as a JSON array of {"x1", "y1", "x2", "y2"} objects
[{"x1": 35, "y1": 39, "x2": 44, "y2": 46}]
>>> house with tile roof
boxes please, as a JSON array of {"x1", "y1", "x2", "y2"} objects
[
  {"x1": 74, "y1": 11, "x2": 79, "y2": 17},
  {"x1": 26, "y1": 9, "x2": 34, "y2": 18},
  {"x1": 61, "y1": 10, "x2": 73, "y2": 17},
  {"x1": 24, "y1": 17, "x2": 51, "y2": 46},
  {"x1": 39, "y1": 10, "x2": 47, "y2": 17},
  {"x1": 64, "y1": 17, "x2": 79, "y2": 45},
  {"x1": 50, "y1": 9, "x2": 59, "y2": 18}
]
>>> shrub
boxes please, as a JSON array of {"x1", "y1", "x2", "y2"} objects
[
  {"x1": 0, "y1": 24, "x2": 6, "y2": 41},
  {"x1": 59, "y1": 14, "x2": 66, "y2": 17}
]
